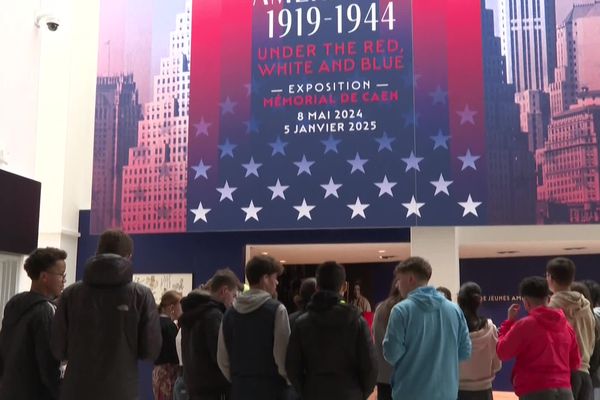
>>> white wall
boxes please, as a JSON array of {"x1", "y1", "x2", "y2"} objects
[
  {"x1": 0, "y1": 0, "x2": 41, "y2": 178},
  {"x1": 0, "y1": 0, "x2": 99, "y2": 289}
]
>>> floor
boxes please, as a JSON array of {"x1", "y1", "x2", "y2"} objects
[{"x1": 366, "y1": 390, "x2": 517, "y2": 399}]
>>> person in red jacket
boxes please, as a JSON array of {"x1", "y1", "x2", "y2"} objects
[{"x1": 497, "y1": 276, "x2": 581, "y2": 400}]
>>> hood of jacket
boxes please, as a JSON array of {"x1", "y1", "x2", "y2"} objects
[
  {"x1": 1, "y1": 291, "x2": 53, "y2": 327},
  {"x1": 305, "y1": 290, "x2": 361, "y2": 328},
  {"x1": 529, "y1": 305, "x2": 569, "y2": 331},
  {"x1": 83, "y1": 254, "x2": 133, "y2": 287},
  {"x1": 469, "y1": 319, "x2": 497, "y2": 351},
  {"x1": 408, "y1": 286, "x2": 445, "y2": 312},
  {"x1": 551, "y1": 291, "x2": 591, "y2": 320},
  {"x1": 179, "y1": 290, "x2": 225, "y2": 328},
  {"x1": 233, "y1": 288, "x2": 273, "y2": 314}
]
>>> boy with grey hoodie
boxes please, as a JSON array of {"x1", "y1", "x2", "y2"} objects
[
  {"x1": 217, "y1": 255, "x2": 292, "y2": 400},
  {"x1": 547, "y1": 257, "x2": 596, "y2": 400}
]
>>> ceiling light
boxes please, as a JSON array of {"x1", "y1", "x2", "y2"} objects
[
  {"x1": 378, "y1": 250, "x2": 386, "y2": 253},
  {"x1": 261, "y1": 251, "x2": 269, "y2": 255},
  {"x1": 280, "y1": 260, "x2": 286, "y2": 263}
]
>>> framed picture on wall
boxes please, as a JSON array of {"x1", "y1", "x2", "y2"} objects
[{"x1": 133, "y1": 273, "x2": 193, "y2": 305}]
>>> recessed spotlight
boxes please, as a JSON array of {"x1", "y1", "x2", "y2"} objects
[
  {"x1": 563, "y1": 247, "x2": 586, "y2": 251},
  {"x1": 378, "y1": 250, "x2": 386, "y2": 253},
  {"x1": 280, "y1": 260, "x2": 286, "y2": 263},
  {"x1": 261, "y1": 251, "x2": 269, "y2": 255}
]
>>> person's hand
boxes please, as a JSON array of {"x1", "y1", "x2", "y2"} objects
[{"x1": 507, "y1": 304, "x2": 520, "y2": 321}]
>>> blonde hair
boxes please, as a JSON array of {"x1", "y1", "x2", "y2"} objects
[{"x1": 158, "y1": 290, "x2": 182, "y2": 312}]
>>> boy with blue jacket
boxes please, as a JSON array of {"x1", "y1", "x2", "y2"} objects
[{"x1": 383, "y1": 257, "x2": 472, "y2": 400}]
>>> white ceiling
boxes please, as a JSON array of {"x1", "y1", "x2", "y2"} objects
[{"x1": 247, "y1": 225, "x2": 600, "y2": 265}]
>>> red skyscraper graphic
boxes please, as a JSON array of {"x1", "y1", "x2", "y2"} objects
[{"x1": 121, "y1": 1, "x2": 192, "y2": 233}]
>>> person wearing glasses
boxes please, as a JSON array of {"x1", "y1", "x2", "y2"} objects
[{"x1": 0, "y1": 247, "x2": 67, "y2": 400}]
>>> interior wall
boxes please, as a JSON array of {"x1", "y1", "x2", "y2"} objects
[
  {"x1": 0, "y1": 0, "x2": 41, "y2": 178},
  {"x1": 0, "y1": 0, "x2": 99, "y2": 289}
]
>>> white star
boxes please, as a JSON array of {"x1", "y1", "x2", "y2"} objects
[
  {"x1": 402, "y1": 151, "x2": 424, "y2": 172},
  {"x1": 268, "y1": 179, "x2": 289, "y2": 200},
  {"x1": 458, "y1": 149, "x2": 481, "y2": 171},
  {"x1": 320, "y1": 177, "x2": 342, "y2": 199},
  {"x1": 294, "y1": 155, "x2": 315, "y2": 176},
  {"x1": 241, "y1": 201, "x2": 262, "y2": 222},
  {"x1": 216, "y1": 181, "x2": 237, "y2": 202},
  {"x1": 430, "y1": 174, "x2": 453, "y2": 196},
  {"x1": 347, "y1": 197, "x2": 369, "y2": 219},
  {"x1": 293, "y1": 199, "x2": 316, "y2": 221},
  {"x1": 347, "y1": 153, "x2": 368, "y2": 174},
  {"x1": 402, "y1": 196, "x2": 425, "y2": 218},
  {"x1": 241, "y1": 157, "x2": 262, "y2": 177},
  {"x1": 374, "y1": 175, "x2": 397, "y2": 197},
  {"x1": 457, "y1": 104, "x2": 477, "y2": 125},
  {"x1": 190, "y1": 202, "x2": 211, "y2": 223},
  {"x1": 458, "y1": 195, "x2": 482, "y2": 217},
  {"x1": 191, "y1": 160, "x2": 211, "y2": 179}
]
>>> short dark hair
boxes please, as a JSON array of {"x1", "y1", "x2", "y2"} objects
[
  {"x1": 298, "y1": 277, "x2": 317, "y2": 306},
  {"x1": 209, "y1": 268, "x2": 243, "y2": 292},
  {"x1": 316, "y1": 261, "x2": 346, "y2": 292},
  {"x1": 24, "y1": 247, "x2": 67, "y2": 280},
  {"x1": 571, "y1": 282, "x2": 592, "y2": 305},
  {"x1": 395, "y1": 257, "x2": 432, "y2": 282},
  {"x1": 437, "y1": 286, "x2": 452, "y2": 301},
  {"x1": 519, "y1": 276, "x2": 549, "y2": 300},
  {"x1": 582, "y1": 280, "x2": 600, "y2": 308},
  {"x1": 245, "y1": 255, "x2": 283, "y2": 285},
  {"x1": 97, "y1": 229, "x2": 134, "y2": 257},
  {"x1": 546, "y1": 257, "x2": 576, "y2": 286}
]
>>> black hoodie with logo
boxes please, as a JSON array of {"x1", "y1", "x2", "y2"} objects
[
  {"x1": 0, "y1": 291, "x2": 60, "y2": 400},
  {"x1": 179, "y1": 291, "x2": 230, "y2": 396},
  {"x1": 285, "y1": 291, "x2": 378, "y2": 400},
  {"x1": 50, "y1": 254, "x2": 161, "y2": 400}
]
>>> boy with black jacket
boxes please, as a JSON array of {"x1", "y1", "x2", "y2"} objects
[
  {"x1": 286, "y1": 261, "x2": 377, "y2": 400},
  {"x1": 179, "y1": 269, "x2": 242, "y2": 400},
  {"x1": 0, "y1": 247, "x2": 67, "y2": 400},
  {"x1": 51, "y1": 229, "x2": 162, "y2": 400}
]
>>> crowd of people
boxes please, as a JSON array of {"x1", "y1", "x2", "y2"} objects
[{"x1": 1, "y1": 228, "x2": 600, "y2": 400}]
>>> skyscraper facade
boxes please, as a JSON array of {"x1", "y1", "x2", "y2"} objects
[
  {"x1": 500, "y1": 0, "x2": 557, "y2": 92},
  {"x1": 500, "y1": 0, "x2": 557, "y2": 152},
  {"x1": 483, "y1": 1, "x2": 537, "y2": 224},
  {"x1": 537, "y1": 1, "x2": 600, "y2": 223},
  {"x1": 91, "y1": 74, "x2": 141, "y2": 233},
  {"x1": 121, "y1": 1, "x2": 192, "y2": 233}
]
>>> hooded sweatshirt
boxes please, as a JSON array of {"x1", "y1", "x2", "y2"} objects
[
  {"x1": 0, "y1": 291, "x2": 60, "y2": 400},
  {"x1": 459, "y1": 320, "x2": 502, "y2": 391},
  {"x1": 285, "y1": 291, "x2": 377, "y2": 400},
  {"x1": 179, "y1": 291, "x2": 230, "y2": 396},
  {"x1": 497, "y1": 306, "x2": 581, "y2": 396},
  {"x1": 217, "y1": 289, "x2": 290, "y2": 383},
  {"x1": 383, "y1": 286, "x2": 471, "y2": 400},
  {"x1": 50, "y1": 254, "x2": 162, "y2": 400},
  {"x1": 550, "y1": 291, "x2": 596, "y2": 371}
]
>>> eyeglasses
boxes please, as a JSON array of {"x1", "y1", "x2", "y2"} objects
[{"x1": 46, "y1": 271, "x2": 67, "y2": 280}]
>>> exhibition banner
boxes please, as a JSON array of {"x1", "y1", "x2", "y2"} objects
[{"x1": 92, "y1": 0, "x2": 598, "y2": 233}]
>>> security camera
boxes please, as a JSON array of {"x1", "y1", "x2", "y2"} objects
[{"x1": 35, "y1": 13, "x2": 60, "y2": 32}]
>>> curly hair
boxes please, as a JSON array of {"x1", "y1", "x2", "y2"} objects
[{"x1": 24, "y1": 247, "x2": 67, "y2": 280}]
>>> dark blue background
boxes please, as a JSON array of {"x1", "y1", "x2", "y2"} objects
[{"x1": 461, "y1": 255, "x2": 600, "y2": 391}]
